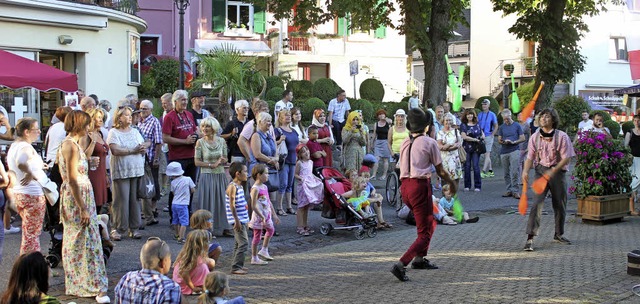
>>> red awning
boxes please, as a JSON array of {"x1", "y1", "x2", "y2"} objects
[{"x1": 0, "y1": 49, "x2": 78, "y2": 92}]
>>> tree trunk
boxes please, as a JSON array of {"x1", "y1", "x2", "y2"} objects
[
  {"x1": 424, "y1": 0, "x2": 452, "y2": 108},
  {"x1": 535, "y1": 0, "x2": 567, "y2": 110}
]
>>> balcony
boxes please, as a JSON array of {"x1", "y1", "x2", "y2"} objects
[
  {"x1": 62, "y1": 0, "x2": 139, "y2": 15},
  {"x1": 489, "y1": 57, "x2": 537, "y2": 97}
]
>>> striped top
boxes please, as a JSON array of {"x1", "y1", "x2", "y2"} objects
[{"x1": 226, "y1": 182, "x2": 249, "y2": 224}]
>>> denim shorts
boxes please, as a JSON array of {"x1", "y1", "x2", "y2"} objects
[{"x1": 171, "y1": 204, "x2": 189, "y2": 226}]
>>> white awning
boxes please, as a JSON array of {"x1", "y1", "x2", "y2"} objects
[{"x1": 194, "y1": 39, "x2": 272, "y2": 57}]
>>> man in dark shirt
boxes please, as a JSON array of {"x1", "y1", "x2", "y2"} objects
[
  {"x1": 222, "y1": 99, "x2": 249, "y2": 163},
  {"x1": 498, "y1": 109, "x2": 524, "y2": 199},
  {"x1": 188, "y1": 90, "x2": 210, "y2": 126}
]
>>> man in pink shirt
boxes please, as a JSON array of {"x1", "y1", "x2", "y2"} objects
[
  {"x1": 391, "y1": 108, "x2": 457, "y2": 282},
  {"x1": 522, "y1": 108, "x2": 575, "y2": 251}
]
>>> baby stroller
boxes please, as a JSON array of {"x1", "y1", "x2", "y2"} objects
[
  {"x1": 43, "y1": 189, "x2": 113, "y2": 268},
  {"x1": 316, "y1": 167, "x2": 378, "y2": 240}
]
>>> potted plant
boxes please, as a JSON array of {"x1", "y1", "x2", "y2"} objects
[
  {"x1": 570, "y1": 130, "x2": 633, "y2": 223},
  {"x1": 503, "y1": 63, "x2": 514, "y2": 76}
]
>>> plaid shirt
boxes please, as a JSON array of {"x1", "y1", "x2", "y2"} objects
[
  {"x1": 138, "y1": 115, "x2": 163, "y2": 163},
  {"x1": 114, "y1": 269, "x2": 182, "y2": 304}
]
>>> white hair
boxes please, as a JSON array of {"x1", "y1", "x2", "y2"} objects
[
  {"x1": 235, "y1": 99, "x2": 249, "y2": 110},
  {"x1": 140, "y1": 99, "x2": 154, "y2": 110},
  {"x1": 501, "y1": 109, "x2": 512, "y2": 117},
  {"x1": 172, "y1": 90, "x2": 188, "y2": 104}
]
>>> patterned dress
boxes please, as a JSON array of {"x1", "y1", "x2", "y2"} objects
[
  {"x1": 437, "y1": 129, "x2": 463, "y2": 180},
  {"x1": 296, "y1": 160, "x2": 324, "y2": 207},
  {"x1": 59, "y1": 138, "x2": 108, "y2": 297}
]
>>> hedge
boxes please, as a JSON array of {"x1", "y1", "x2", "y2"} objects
[
  {"x1": 359, "y1": 78, "x2": 385, "y2": 102},
  {"x1": 351, "y1": 99, "x2": 375, "y2": 123},
  {"x1": 313, "y1": 78, "x2": 342, "y2": 103},
  {"x1": 265, "y1": 75, "x2": 284, "y2": 93},
  {"x1": 622, "y1": 121, "x2": 634, "y2": 135},
  {"x1": 554, "y1": 95, "x2": 591, "y2": 135},
  {"x1": 603, "y1": 120, "x2": 621, "y2": 139},
  {"x1": 286, "y1": 80, "x2": 314, "y2": 99},
  {"x1": 300, "y1": 97, "x2": 326, "y2": 124},
  {"x1": 266, "y1": 87, "x2": 285, "y2": 103}
]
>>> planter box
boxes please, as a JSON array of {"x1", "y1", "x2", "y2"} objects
[{"x1": 576, "y1": 193, "x2": 630, "y2": 222}]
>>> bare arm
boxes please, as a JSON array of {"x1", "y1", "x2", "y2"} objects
[
  {"x1": 387, "y1": 128, "x2": 394, "y2": 152},
  {"x1": 109, "y1": 143, "x2": 145, "y2": 157},
  {"x1": 250, "y1": 187, "x2": 264, "y2": 220},
  {"x1": 435, "y1": 163, "x2": 457, "y2": 195},
  {"x1": 162, "y1": 133, "x2": 195, "y2": 146},
  {"x1": 60, "y1": 141, "x2": 91, "y2": 225},
  {"x1": 251, "y1": 134, "x2": 278, "y2": 167},
  {"x1": 294, "y1": 162, "x2": 303, "y2": 181},
  {"x1": 625, "y1": 131, "x2": 632, "y2": 147},
  {"x1": 238, "y1": 136, "x2": 251, "y2": 159}
]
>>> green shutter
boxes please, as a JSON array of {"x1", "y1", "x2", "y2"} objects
[
  {"x1": 212, "y1": 0, "x2": 226, "y2": 33},
  {"x1": 254, "y1": 5, "x2": 266, "y2": 34},
  {"x1": 374, "y1": 25, "x2": 386, "y2": 38},
  {"x1": 337, "y1": 17, "x2": 349, "y2": 36}
]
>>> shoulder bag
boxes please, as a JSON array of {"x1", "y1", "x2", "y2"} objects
[
  {"x1": 137, "y1": 162, "x2": 155, "y2": 199},
  {"x1": 455, "y1": 129, "x2": 467, "y2": 163}
]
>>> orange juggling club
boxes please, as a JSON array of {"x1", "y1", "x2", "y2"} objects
[
  {"x1": 520, "y1": 81, "x2": 545, "y2": 123},
  {"x1": 518, "y1": 180, "x2": 528, "y2": 215},
  {"x1": 532, "y1": 174, "x2": 550, "y2": 195}
]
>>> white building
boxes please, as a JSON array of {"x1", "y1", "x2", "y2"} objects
[{"x1": 0, "y1": 0, "x2": 146, "y2": 132}]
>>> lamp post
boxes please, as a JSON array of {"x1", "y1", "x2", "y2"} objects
[{"x1": 174, "y1": 0, "x2": 190, "y2": 90}]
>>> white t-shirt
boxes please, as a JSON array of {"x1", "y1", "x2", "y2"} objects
[
  {"x1": 328, "y1": 98, "x2": 351, "y2": 123},
  {"x1": 409, "y1": 97, "x2": 420, "y2": 110},
  {"x1": 7, "y1": 141, "x2": 47, "y2": 195},
  {"x1": 578, "y1": 119, "x2": 593, "y2": 131},
  {"x1": 107, "y1": 128, "x2": 145, "y2": 180},
  {"x1": 274, "y1": 100, "x2": 293, "y2": 120},
  {"x1": 45, "y1": 122, "x2": 67, "y2": 165},
  {"x1": 171, "y1": 175, "x2": 195, "y2": 206}
]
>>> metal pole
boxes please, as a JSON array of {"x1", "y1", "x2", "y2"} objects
[
  {"x1": 178, "y1": 4, "x2": 185, "y2": 90},
  {"x1": 353, "y1": 75, "x2": 356, "y2": 99}
]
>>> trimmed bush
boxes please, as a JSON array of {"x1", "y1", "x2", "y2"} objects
[
  {"x1": 300, "y1": 97, "x2": 326, "y2": 123},
  {"x1": 509, "y1": 80, "x2": 535, "y2": 113},
  {"x1": 266, "y1": 87, "x2": 285, "y2": 103},
  {"x1": 384, "y1": 101, "x2": 409, "y2": 119},
  {"x1": 313, "y1": 78, "x2": 341, "y2": 103},
  {"x1": 359, "y1": 78, "x2": 385, "y2": 102},
  {"x1": 590, "y1": 110, "x2": 612, "y2": 122},
  {"x1": 286, "y1": 80, "x2": 314, "y2": 99},
  {"x1": 603, "y1": 120, "x2": 621, "y2": 139},
  {"x1": 265, "y1": 75, "x2": 284, "y2": 93},
  {"x1": 622, "y1": 121, "x2": 635, "y2": 135},
  {"x1": 474, "y1": 96, "x2": 500, "y2": 115},
  {"x1": 351, "y1": 99, "x2": 375, "y2": 124},
  {"x1": 266, "y1": 100, "x2": 276, "y2": 114},
  {"x1": 553, "y1": 95, "x2": 591, "y2": 135}
]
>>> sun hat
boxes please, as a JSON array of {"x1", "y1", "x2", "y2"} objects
[
  {"x1": 395, "y1": 109, "x2": 406, "y2": 116},
  {"x1": 166, "y1": 162, "x2": 184, "y2": 177},
  {"x1": 363, "y1": 154, "x2": 377, "y2": 164},
  {"x1": 191, "y1": 91, "x2": 207, "y2": 98},
  {"x1": 407, "y1": 108, "x2": 431, "y2": 133},
  {"x1": 295, "y1": 143, "x2": 307, "y2": 154}
]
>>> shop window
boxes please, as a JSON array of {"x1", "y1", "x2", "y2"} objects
[{"x1": 128, "y1": 31, "x2": 141, "y2": 85}]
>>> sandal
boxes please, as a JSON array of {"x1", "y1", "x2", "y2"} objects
[
  {"x1": 276, "y1": 209, "x2": 287, "y2": 216},
  {"x1": 304, "y1": 226, "x2": 315, "y2": 234},
  {"x1": 297, "y1": 227, "x2": 310, "y2": 236},
  {"x1": 110, "y1": 230, "x2": 122, "y2": 241},
  {"x1": 286, "y1": 208, "x2": 297, "y2": 215},
  {"x1": 382, "y1": 222, "x2": 393, "y2": 229}
]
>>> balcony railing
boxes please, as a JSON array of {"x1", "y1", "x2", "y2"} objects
[
  {"x1": 63, "y1": 0, "x2": 139, "y2": 15},
  {"x1": 488, "y1": 57, "x2": 537, "y2": 96},
  {"x1": 447, "y1": 42, "x2": 469, "y2": 58}
]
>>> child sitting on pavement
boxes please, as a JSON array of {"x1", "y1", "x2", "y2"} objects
[
  {"x1": 359, "y1": 170, "x2": 393, "y2": 229},
  {"x1": 438, "y1": 184, "x2": 479, "y2": 224},
  {"x1": 342, "y1": 176, "x2": 376, "y2": 218}
]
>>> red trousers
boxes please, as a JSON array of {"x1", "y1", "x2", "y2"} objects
[{"x1": 399, "y1": 178, "x2": 437, "y2": 266}]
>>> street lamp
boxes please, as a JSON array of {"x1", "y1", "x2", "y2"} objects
[{"x1": 174, "y1": 0, "x2": 190, "y2": 90}]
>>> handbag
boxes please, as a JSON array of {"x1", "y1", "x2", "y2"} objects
[
  {"x1": 476, "y1": 139, "x2": 487, "y2": 154},
  {"x1": 39, "y1": 178, "x2": 59, "y2": 206},
  {"x1": 276, "y1": 128, "x2": 288, "y2": 168},
  {"x1": 137, "y1": 163, "x2": 155, "y2": 199},
  {"x1": 456, "y1": 129, "x2": 467, "y2": 163},
  {"x1": 264, "y1": 166, "x2": 280, "y2": 192}
]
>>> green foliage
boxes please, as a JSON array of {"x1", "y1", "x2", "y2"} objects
[
  {"x1": 300, "y1": 97, "x2": 326, "y2": 123},
  {"x1": 571, "y1": 130, "x2": 632, "y2": 197},
  {"x1": 266, "y1": 100, "x2": 276, "y2": 114},
  {"x1": 553, "y1": 95, "x2": 591, "y2": 135},
  {"x1": 138, "y1": 59, "x2": 180, "y2": 98},
  {"x1": 603, "y1": 120, "x2": 621, "y2": 139},
  {"x1": 359, "y1": 78, "x2": 385, "y2": 102},
  {"x1": 265, "y1": 75, "x2": 284, "y2": 93},
  {"x1": 590, "y1": 110, "x2": 611, "y2": 122},
  {"x1": 622, "y1": 121, "x2": 635, "y2": 135},
  {"x1": 503, "y1": 64, "x2": 514, "y2": 72},
  {"x1": 351, "y1": 99, "x2": 375, "y2": 123},
  {"x1": 512, "y1": 81, "x2": 535, "y2": 111},
  {"x1": 313, "y1": 78, "x2": 342, "y2": 103},
  {"x1": 474, "y1": 96, "x2": 500, "y2": 115},
  {"x1": 266, "y1": 87, "x2": 285, "y2": 102},
  {"x1": 286, "y1": 80, "x2": 313, "y2": 99},
  {"x1": 400, "y1": 96, "x2": 411, "y2": 104}
]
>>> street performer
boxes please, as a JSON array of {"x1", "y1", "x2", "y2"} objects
[{"x1": 391, "y1": 108, "x2": 457, "y2": 282}]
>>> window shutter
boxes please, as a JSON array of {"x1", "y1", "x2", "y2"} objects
[
  {"x1": 212, "y1": 0, "x2": 226, "y2": 32},
  {"x1": 254, "y1": 5, "x2": 266, "y2": 34},
  {"x1": 374, "y1": 25, "x2": 386, "y2": 38},
  {"x1": 337, "y1": 17, "x2": 349, "y2": 36}
]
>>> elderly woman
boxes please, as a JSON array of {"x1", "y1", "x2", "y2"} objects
[
  {"x1": 437, "y1": 113, "x2": 463, "y2": 183},
  {"x1": 6, "y1": 117, "x2": 48, "y2": 254},
  {"x1": 460, "y1": 109, "x2": 484, "y2": 192},
  {"x1": 59, "y1": 111, "x2": 109, "y2": 303},
  {"x1": 194, "y1": 117, "x2": 231, "y2": 236},
  {"x1": 107, "y1": 106, "x2": 148, "y2": 241},
  {"x1": 82, "y1": 108, "x2": 110, "y2": 211},
  {"x1": 309, "y1": 109, "x2": 334, "y2": 167},
  {"x1": 342, "y1": 111, "x2": 367, "y2": 172},
  {"x1": 275, "y1": 110, "x2": 299, "y2": 215},
  {"x1": 250, "y1": 112, "x2": 280, "y2": 207},
  {"x1": 371, "y1": 109, "x2": 391, "y2": 180}
]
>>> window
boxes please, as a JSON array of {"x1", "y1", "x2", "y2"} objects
[
  {"x1": 128, "y1": 31, "x2": 141, "y2": 85},
  {"x1": 609, "y1": 37, "x2": 628, "y2": 61},
  {"x1": 227, "y1": 1, "x2": 253, "y2": 31},
  {"x1": 212, "y1": 0, "x2": 265, "y2": 34},
  {"x1": 628, "y1": 0, "x2": 640, "y2": 11}
]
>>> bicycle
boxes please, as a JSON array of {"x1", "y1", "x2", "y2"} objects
[{"x1": 385, "y1": 154, "x2": 403, "y2": 211}]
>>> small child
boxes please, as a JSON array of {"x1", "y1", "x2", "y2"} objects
[
  {"x1": 360, "y1": 171, "x2": 392, "y2": 229},
  {"x1": 342, "y1": 176, "x2": 375, "y2": 218},
  {"x1": 306, "y1": 126, "x2": 326, "y2": 170},
  {"x1": 191, "y1": 210, "x2": 222, "y2": 262},
  {"x1": 344, "y1": 168, "x2": 358, "y2": 183},
  {"x1": 294, "y1": 144, "x2": 324, "y2": 236},
  {"x1": 438, "y1": 184, "x2": 479, "y2": 224},
  {"x1": 167, "y1": 162, "x2": 196, "y2": 244},
  {"x1": 225, "y1": 162, "x2": 250, "y2": 275},
  {"x1": 197, "y1": 271, "x2": 246, "y2": 304},
  {"x1": 248, "y1": 164, "x2": 280, "y2": 265},
  {"x1": 173, "y1": 230, "x2": 216, "y2": 295}
]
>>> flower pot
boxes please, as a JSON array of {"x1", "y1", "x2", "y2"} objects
[{"x1": 576, "y1": 193, "x2": 630, "y2": 223}]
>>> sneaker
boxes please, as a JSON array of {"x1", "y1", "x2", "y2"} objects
[
  {"x1": 464, "y1": 188, "x2": 470, "y2": 191},
  {"x1": 231, "y1": 269, "x2": 248, "y2": 275},
  {"x1": 4, "y1": 225, "x2": 20, "y2": 234},
  {"x1": 258, "y1": 249, "x2": 273, "y2": 261},
  {"x1": 474, "y1": 188, "x2": 481, "y2": 192},
  {"x1": 488, "y1": 171, "x2": 495, "y2": 177},
  {"x1": 480, "y1": 171, "x2": 488, "y2": 178},
  {"x1": 163, "y1": 207, "x2": 169, "y2": 212},
  {"x1": 524, "y1": 239, "x2": 534, "y2": 251},
  {"x1": 251, "y1": 257, "x2": 268, "y2": 265},
  {"x1": 466, "y1": 216, "x2": 479, "y2": 223},
  {"x1": 110, "y1": 230, "x2": 122, "y2": 241},
  {"x1": 390, "y1": 264, "x2": 409, "y2": 282},
  {"x1": 411, "y1": 257, "x2": 439, "y2": 269},
  {"x1": 553, "y1": 235, "x2": 572, "y2": 245},
  {"x1": 176, "y1": 238, "x2": 186, "y2": 244},
  {"x1": 442, "y1": 216, "x2": 457, "y2": 225},
  {"x1": 95, "y1": 295, "x2": 111, "y2": 304}
]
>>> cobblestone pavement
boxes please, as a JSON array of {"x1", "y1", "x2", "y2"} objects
[{"x1": 1, "y1": 167, "x2": 639, "y2": 303}]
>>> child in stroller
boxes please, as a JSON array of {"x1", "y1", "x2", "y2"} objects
[{"x1": 342, "y1": 176, "x2": 376, "y2": 219}]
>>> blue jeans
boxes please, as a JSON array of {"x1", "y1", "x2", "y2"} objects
[
  {"x1": 0, "y1": 190, "x2": 5, "y2": 264},
  {"x1": 278, "y1": 163, "x2": 295, "y2": 193},
  {"x1": 464, "y1": 151, "x2": 481, "y2": 189}
]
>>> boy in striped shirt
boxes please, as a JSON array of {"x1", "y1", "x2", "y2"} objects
[{"x1": 225, "y1": 162, "x2": 250, "y2": 275}]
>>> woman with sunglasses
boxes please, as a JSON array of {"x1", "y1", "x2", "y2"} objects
[{"x1": 309, "y1": 109, "x2": 334, "y2": 167}]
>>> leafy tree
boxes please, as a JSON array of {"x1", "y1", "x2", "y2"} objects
[
  {"x1": 491, "y1": 0, "x2": 624, "y2": 110},
  {"x1": 138, "y1": 59, "x2": 180, "y2": 98},
  {"x1": 246, "y1": 0, "x2": 468, "y2": 107}
]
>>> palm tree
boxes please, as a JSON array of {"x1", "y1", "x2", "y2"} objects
[{"x1": 192, "y1": 44, "x2": 266, "y2": 125}]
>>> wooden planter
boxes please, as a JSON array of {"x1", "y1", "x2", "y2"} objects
[{"x1": 576, "y1": 193, "x2": 630, "y2": 223}]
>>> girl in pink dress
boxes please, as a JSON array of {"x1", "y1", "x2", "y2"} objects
[
  {"x1": 173, "y1": 230, "x2": 216, "y2": 295},
  {"x1": 248, "y1": 164, "x2": 280, "y2": 265},
  {"x1": 294, "y1": 144, "x2": 324, "y2": 236}
]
